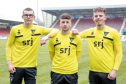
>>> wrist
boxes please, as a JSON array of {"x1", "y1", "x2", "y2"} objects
[
  {"x1": 7, "y1": 60, "x2": 12, "y2": 65},
  {"x1": 112, "y1": 69, "x2": 117, "y2": 72}
]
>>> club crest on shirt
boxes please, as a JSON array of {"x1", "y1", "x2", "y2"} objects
[
  {"x1": 31, "y1": 29, "x2": 35, "y2": 35},
  {"x1": 104, "y1": 32, "x2": 109, "y2": 36},
  {"x1": 70, "y1": 37, "x2": 74, "y2": 42}
]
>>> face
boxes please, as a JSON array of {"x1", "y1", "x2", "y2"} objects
[
  {"x1": 93, "y1": 12, "x2": 106, "y2": 26},
  {"x1": 60, "y1": 19, "x2": 71, "y2": 31},
  {"x1": 22, "y1": 10, "x2": 35, "y2": 26}
]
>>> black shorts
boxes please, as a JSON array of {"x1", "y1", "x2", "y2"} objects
[
  {"x1": 89, "y1": 71, "x2": 116, "y2": 84},
  {"x1": 10, "y1": 67, "x2": 37, "y2": 84},
  {"x1": 51, "y1": 71, "x2": 78, "y2": 84}
]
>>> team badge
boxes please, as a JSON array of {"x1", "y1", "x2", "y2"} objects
[
  {"x1": 31, "y1": 29, "x2": 35, "y2": 35},
  {"x1": 70, "y1": 37, "x2": 74, "y2": 42},
  {"x1": 104, "y1": 32, "x2": 109, "y2": 36}
]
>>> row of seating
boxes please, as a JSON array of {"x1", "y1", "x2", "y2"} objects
[{"x1": 53, "y1": 17, "x2": 124, "y2": 32}]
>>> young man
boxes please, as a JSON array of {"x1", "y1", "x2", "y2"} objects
[
  {"x1": 48, "y1": 13, "x2": 82, "y2": 84},
  {"x1": 80, "y1": 7, "x2": 122, "y2": 84},
  {"x1": 6, "y1": 7, "x2": 58, "y2": 84}
]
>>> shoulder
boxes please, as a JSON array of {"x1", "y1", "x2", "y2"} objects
[
  {"x1": 80, "y1": 27, "x2": 94, "y2": 36},
  {"x1": 32, "y1": 25, "x2": 47, "y2": 29},
  {"x1": 69, "y1": 31, "x2": 81, "y2": 40},
  {"x1": 10, "y1": 24, "x2": 23, "y2": 32},
  {"x1": 106, "y1": 25, "x2": 119, "y2": 34},
  {"x1": 52, "y1": 31, "x2": 61, "y2": 37}
]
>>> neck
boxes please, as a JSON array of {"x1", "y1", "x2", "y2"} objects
[
  {"x1": 97, "y1": 24, "x2": 104, "y2": 30},
  {"x1": 23, "y1": 23, "x2": 32, "y2": 28},
  {"x1": 61, "y1": 30, "x2": 70, "y2": 35}
]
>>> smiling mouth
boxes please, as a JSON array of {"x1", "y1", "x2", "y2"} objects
[
  {"x1": 96, "y1": 19, "x2": 101, "y2": 22},
  {"x1": 26, "y1": 20, "x2": 31, "y2": 21}
]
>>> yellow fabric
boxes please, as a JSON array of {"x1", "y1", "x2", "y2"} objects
[
  {"x1": 48, "y1": 28, "x2": 59, "y2": 38},
  {"x1": 80, "y1": 25, "x2": 122, "y2": 73},
  {"x1": 113, "y1": 45, "x2": 122, "y2": 70},
  {"x1": 6, "y1": 24, "x2": 57, "y2": 67},
  {"x1": 48, "y1": 31, "x2": 82, "y2": 74}
]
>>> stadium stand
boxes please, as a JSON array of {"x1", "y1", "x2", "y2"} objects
[
  {"x1": 0, "y1": 19, "x2": 22, "y2": 39},
  {"x1": 52, "y1": 19, "x2": 77, "y2": 29},
  {"x1": 1, "y1": 5, "x2": 126, "y2": 40},
  {"x1": 41, "y1": 5, "x2": 126, "y2": 34},
  {"x1": 75, "y1": 18, "x2": 95, "y2": 31},
  {"x1": 52, "y1": 17, "x2": 124, "y2": 32},
  {"x1": 106, "y1": 17, "x2": 124, "y2": 31},
  {"x1": 0, "y1": 28, "x2": 10, "y2": 36}
]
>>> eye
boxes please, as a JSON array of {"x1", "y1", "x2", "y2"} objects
[
  {"x1": 99, "y1": 15, "x2": 103, "y2": 17},
  {"x1": 95, "y1": 15, "x2": 98, "y2": 18},
  {"x1": 62, "y1": 21, "x2": 65, "y2": 23},
  {"x1": 23, "y1": 14, "x2": 34, "y2": 17},
  {"x1": 66, "y1": 21, "x2": 69, "y2": 23}
]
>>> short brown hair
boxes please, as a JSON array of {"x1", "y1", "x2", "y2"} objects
[
  {"x1": 59, "y1": 13, "x2": 73, "y2": 20},
  {"x1": 93, "y1": 7, "x2": 106, "y2": 13},
  {"x1": 23, "y1": 7, "x2": 34, "y2": 15}
]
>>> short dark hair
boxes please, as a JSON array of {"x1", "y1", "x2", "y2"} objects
[
  {"x1": 23, "y1": 7, "x2": 34, "y2": 15},
  {"x1": 59, "y1": 13, "x2": 73, "y2": 20},
  {"x1": 93, "y1": 7, "x2": 106, "y2": 13}
]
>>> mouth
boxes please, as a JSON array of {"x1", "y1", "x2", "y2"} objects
[
  {"x1": 96, "y1": 19, "x2": 101, "y2": 22},
  {"x1": 63, "y1": 26, "x2": 67, "y2": 28},
  {"x1": 96, "y1": 20, "x2": 102, "y2": 24},
  {"x1": 26, "y1": 20, "x2": 31, "y2": 21},
  {"x1": 96, "y1": 20, "x2": 102, "y2": 25}
]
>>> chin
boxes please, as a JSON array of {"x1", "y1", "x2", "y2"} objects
[
  {"x1": 97, "y1": 22, "x2": 102, "y2": 26},
  {"x1": 63, "y1": 30, "x2": 68, "y2": 31},
  {"x1": 97, "y1": 24, "x2": 102, "y2": 26},
  {"x1": 63, "y1": 29, "x2": 69, "y2": 31},
  {"x1": 27, "y1": 22, "x2": 32, "y2": 24}
]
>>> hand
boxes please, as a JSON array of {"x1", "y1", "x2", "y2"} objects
[
  {"x1": 107, "y1": 69, "x2": 116, "y2": 80},
  {"x1": 72, "y1": 29, "x2": 79, "y2": 35},
  {"x1": 40, "y1": 35, "x2": 49, "y2": 45},
  {"x1": 7, "y1": 62, "x2": 16, "y2": 73}
]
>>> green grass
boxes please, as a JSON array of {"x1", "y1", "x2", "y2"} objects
[{"x1": 0, "y1": 39, "x2": 126, "y2": 84}]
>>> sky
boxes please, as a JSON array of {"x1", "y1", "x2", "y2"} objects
[{"x1": 0, "y1": 0, "x2": 126, "y2": 21}]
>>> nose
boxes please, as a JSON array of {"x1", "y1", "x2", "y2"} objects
[
  {"x1": 27, "y1": 16, "x2": 31, "y2": 18},
  {"x1": 97, "y1": 16, "x2": 100, "y2": 19},
  {"x1": 64, "y1": 22, "x2": 67, "y2": 25}
]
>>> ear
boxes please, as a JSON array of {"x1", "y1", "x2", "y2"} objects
[
  {"x1": 104, "y1": 16, "x2": 107, "y2": 21},
  {"x1": 92, "y1": 16, "x2": 94, "y2": 21},
  {"x1": 31, "y1": 15, "x2": 35, "y2": 20},
  {"x1": 33, "y1": 16, "x2": 35, "y2": 19},
  {"x1": 92, "y1": 16, "x2": 93, "y2": 20}
]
